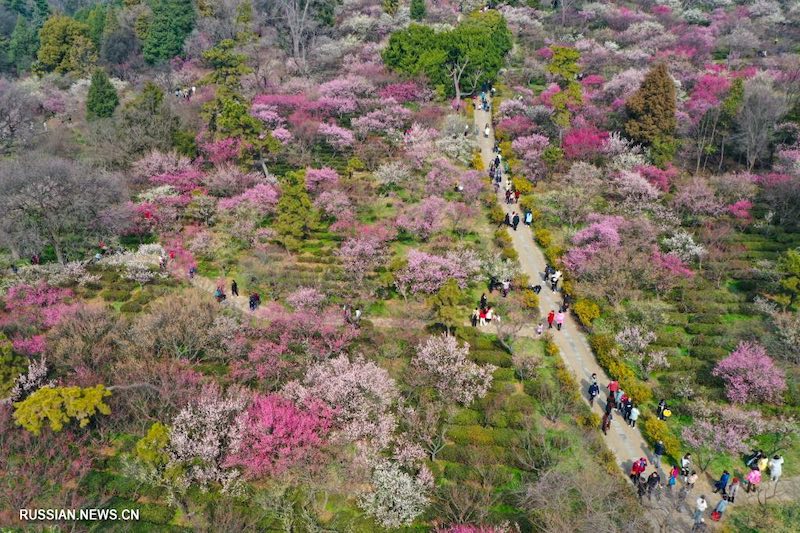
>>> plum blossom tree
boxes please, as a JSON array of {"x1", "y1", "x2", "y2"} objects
[
  {"x1": 283, "y1": 355, "x2": 399, "y2": 451},
  {"x1": 317, "y1": 122, "x2": 355, "y2": 151},
  {"x1": 682, "y1": 402, "x2": 767, "y2": 472},
  {"x1": 167, "y1": 383, "x2": 248, "y2": 494},
  {"x1": 304, "y1": 167, "x2": 340, "y2": 193},
  {"x1": 414, "y1": 334, "x2": 495, "y2": 405},
  {"x1": 562, "y1": 124, "x2": 609, "y2": 160},
  {"x1": 395, "y1": 249, "x2": 482, "y2": 296},
  {"x1": 337, "y1": 236, "x2": 388, "y2": 285},
  {"x1": 396, "y1": 196, "x2": 450, "y2": 241},
  {"x1": 224, "y1": 393, "x2": 332, "y2": 479},
  {"x1": 359, "y1": 460, "x2": 431, "y2": 528},
  {"x1": 511, "y1": 134, "x2": 549, "y2": 181},
  {"x1": 712, "y1": 341, "x2": 787, "y2": 404},
  {"x1": 285, "y1": 286, "x2": 326, "y2": 312}
]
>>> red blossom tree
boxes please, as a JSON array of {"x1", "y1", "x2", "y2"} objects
[{"x1": 226, "y1": 394, "x2": 332, "y2": 478}]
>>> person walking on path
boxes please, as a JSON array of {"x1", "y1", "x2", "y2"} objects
[
  {"x1": 588, "y1": 380, "x2": 600, "y2": 406},
  {"x1": 694, "y1": 495, "x2": 708, "y2": 526},
  {"x1": 668, "y1": 465, "x2": 679, "y2": 492},
  {"x1": 249, "y1": 292, "x2": 260, "y2": 311},
  {"x1": 727, "y1": 478, "x2": 739, "y2": 503},
  {"x1": 628, "y1": 404, "x2": 640, "y2": 427},
  {"x1": 484, "y1": 123, "x2": 491, "y2": 138},
  {"x1": 512, "y1": 212, "x2": 520, "y2": 231},
  {"x1": 769, "y1": 454, "x2": 784, "y2": 482},
  {"x1": 607, "y1": 379, "x2": 619, "y2": 408},
  {"x1": 480, "y1": 292, "x2": 488, "y2": 309},
  {"x1": 555, "y1": 310, "x2": 565, "y2": 330},
  {"x1": 745, "y1": 466, "x2": 761, "y2": 493},
  {"x1": 653, "y1": 440, "x2": 665, "y2": 470},
  {"x1": 687, "y1": 470, "x2": 699, "y2": 490},
  {"x1": 713, "y1": 470, "x2": 730, "y2": 495},
  {"x1": 547, "y1": 309, "x2": 555, "y2": 329},
  {"x1": 681, "y1": 453, "x2": 692, "y2": 483},
  {"x1": 501, "y1": 279, "x2": 511, "y2": 297},
  {"x1": 536, "y1": 322, "x2": 544, "y2": 336},
  {"x1": 601, "y1": 410, "x2": 613, "y2": 435},
  {"x1": 231, "y1": 279, "x2": 238, "y2": 297},
  {"x1": 471, "y1": 308, "x2": 479, "y2": 327},
  {"x1": 713, "y1": 496, "x2": 729, "y2": 521},
  {"x1": 647, "y1": 470, "x2": 661, "y2": 500}
]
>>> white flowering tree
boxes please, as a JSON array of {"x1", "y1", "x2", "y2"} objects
[
  {"x1": 414, "y1": 334, "x2": 495, "y2": 405},
  {"x1": 359, "y1": 460, "x2": 431, "y2": 528}
]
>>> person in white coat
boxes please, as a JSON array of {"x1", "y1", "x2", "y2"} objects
[{"x1": 769, "y1": 455, "x2": 784, "y2": 482}]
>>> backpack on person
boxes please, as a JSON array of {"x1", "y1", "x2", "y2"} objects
[{"x1": 710, "y1": 511, "x2": 721, "y2": 522}]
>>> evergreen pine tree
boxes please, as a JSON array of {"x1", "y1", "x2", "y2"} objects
[
  {"x1": 624, "y1": 63, "x2": 676, "y2": 145},
  {"x1": 274, "y1": 171, "x2": 318, "y2": 252},
  {"x1": 410, "y1": 0, "x2": 426, "y2": 21},
  {"x1": 143, "y1": 0, "x2": 196, "y2": 64},
  {"x1": 428, "y1": 279, "x2": 463, "y2": 335},
  {"x1": 86, "y1": 68, "x2": 119, "y2": 119},
  {"x1": 8, "y1": 15, "x2": 39, "y2": 74}
]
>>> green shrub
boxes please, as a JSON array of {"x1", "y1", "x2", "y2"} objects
[
  {"x1": 576, "y1": 411, "x2": 601, "y2": 429},
  {"x1": 471, "y1": 349, "x2": 513, "y2": 368},
  {"x1": 573, "y1": 299, "x2": 600, "y2": 327},
  {"x1": 641, "y1": 414, "x2": 681, "y2": 462},
  {"x1": 544, "y1": 338, "x2": 559, "y2": 358},
  {"x1": 452, "y1": 409, "x2": 482, "y2": 425},
  {"x1": 501, "y1": 247, "x2": 519, "y2": 261},
  {"x1": 511, "y1": 177, "x2": 533, "y2": 195},
  {"x1": 493, "y1": 367, "x2": 516, "y2": 382},
  {"x1": 120, "y1": 301, "x2": 143, "y2": 313},
  {"x1": 618, "y1": 376, "x2": 652, "y2": 404},
  {"x1": 489, "y1": 205, "x2": 505, "y2": 224},
  {"x1": 494, "y1": 227, "x2": 513, "y2": 248},
  {"x1": 542, "y1": 245, "x2": 563, "y2": 265},
  {"x1": 534, "y1": 228, "x2": 552, "y2": 248}
]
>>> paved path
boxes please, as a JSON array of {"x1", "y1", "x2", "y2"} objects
[
  {"x1": 473, "y1": 102, "x2": 653, "y2": 474},
  {"x1": 474, "y1": 100, "x2": 800, "y2": 528}
]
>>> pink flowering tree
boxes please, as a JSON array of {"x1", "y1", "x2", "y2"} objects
[
  {"x1": 204, "y1": 164, "x2": 266, "y2": 197},
  {"x1": 672, "y1": 178, "x2": 723, "y2": 218},
  {"x1": 727, "y1": 200, "x2": 753, "y2": 221},
  {"x1": 225, "y1": 394, "x2": 332, "y2": 479},
  {"x1": 378, "y1": 81, "x2": 424, "y2": 103},
  {"x1": 403, "y1": 123, "x2": 438, "y2": 169},
  {"x1": 197, "y1": 137, "x2": 243, "y2": 165},
  {"x1": 636, "y1": 164, "x2": 678, "y2": 192},
  {"x1": 218, "y1": 184, "x2": 280, "y2": 215},
  {"x1": 511, "y1": 134, "x2": 549, "y2": 181},
  {"x1": 317, "y1": 123, "x2": 355, "y2": 151},
  {"x1": 337, "y1": 236, "x2": 389, "y2": 286},
  {"x1": 395, "y1": 249, "x2": 482, "y2": 297},
  {"x1": 151, "y1": 168, "x2": 205, "y2": 194},
  {"x1": 286, "y1": 286, "x2": 326, "y2": 312},
  {"x1": 283, "y1": 355, "x2": 398, "y2": 452},
  {"x1": 395, "y1": 197, "x2": 450, "y2": 241},
  {"x1": 131, "y1": 150, "x2": 192, "y2": 185},
  {"x1": 304, "y1": 167, "x2": 340, "y2": 193},
  {"x1": 682, "y1": 403, "x2": 767, "y2": 472},
  {"x1": 651, "y1": 248, "x2": 694, "y2": 294},
  {"x1": 1, "y1": 283, "x2": 77, "y2": 338},
  {"x1": 414, "y1": 335, "x2": 495, "y2": 405},
  {"x1": 563, "y1": 215, "x2": 625, "y2": 275},
  {"x1": 713, "y1": 341, "x2": 786, "y2": 404}
]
